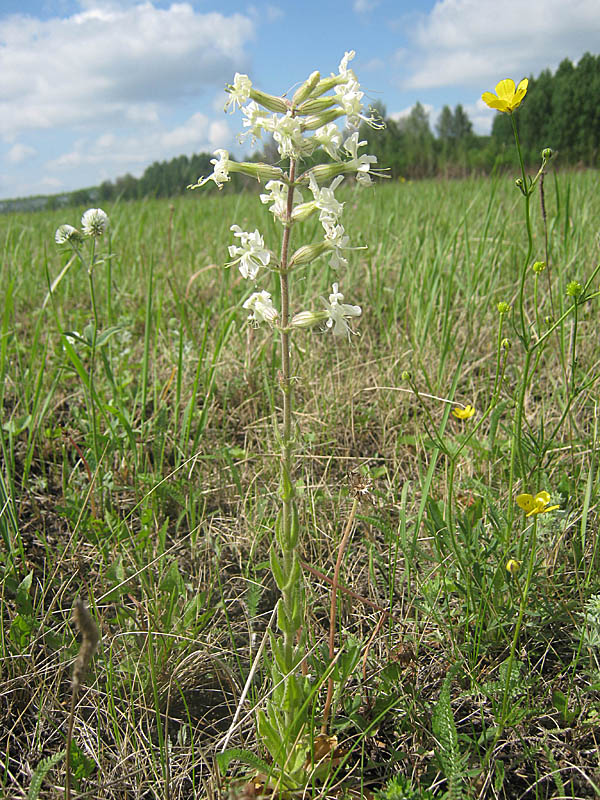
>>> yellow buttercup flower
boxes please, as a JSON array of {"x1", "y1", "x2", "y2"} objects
[
  {"x1": 452, "y1": 405, "x2": 475, "y2": 420},
  {"x1": 516, "y1": 491, "x2": 560, "y2": 517},
  {"x1": 482, "y1": 78, "x2": 528, "y2": 113}
]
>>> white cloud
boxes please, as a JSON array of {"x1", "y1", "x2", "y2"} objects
[
  {"x1": 0, "y1": 3, "x2": 255, "y2": 141},
  {"x1": 7, "y1": 143, "x2": 37, "y2": 164},
  {"x1": 46, "y1": 111, "x2": 234, "y2": 175},
  {"x1": 402, "y1": 0, "x2": 600, "y2": 89},
  {"x1": 354, "y1": 0, "x2": 379, "y2": 11}
]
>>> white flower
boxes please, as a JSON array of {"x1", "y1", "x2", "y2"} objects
[
  {"x1": 243, "y1": 290, "x2": 279, "y2": 325},
  {"x1": 343, "y1": 132, "x2": 378, "y2": 185},
  {"x1": 189, "y1": 149, "x2": 231, "y2": 190},
  {"x1": 334, "y1": 79, "x2": 365, "y2": 127},
  {"x1": 323, "y1": 221, "x2": 350, "y2": 270},
  {"x1": 227, "y1": 225, "x2": 271, "y2": 280},
  {"x1": 308, "y1": 173, "x2": 344, "y2": 227},
  {"x1": 324, "y1": 282, "x2": 361, "y2": 338},
  {"x1": 338, "y1": 50, "x2": 357, "y2": 82},
  {"x1": 313, "y1": 123, "x2": 343, "y2": 161},
  {"x1": 259, "y1": 180, "x2": 303, "y2": 221},
  {"x1": 240, "y1": 101, "x2": 270, "y2": 143},
  {"x1": 55, "y1": 224, "x2": 80, "y2": 244},
  {"x1": 270, "y1": 112, "x2": 315, "y2": 160},
  {"x1": 225, "y1": 73, "x2": 252, "y2": 112},
  {"x1": 81, "y1": 208, "x2": 108, "y2": 237}
]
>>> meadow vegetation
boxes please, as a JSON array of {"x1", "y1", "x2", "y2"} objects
[{"x1": 1, "y1": 162, "x2": 600, "y2": 797}]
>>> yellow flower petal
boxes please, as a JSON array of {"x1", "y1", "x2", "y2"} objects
[
  {"x1": 452, "y1": 404, "x2": 475, "y2": 420},
  {"x1": 495, "y1": 79, "x2": 516, "y2": 102},
  {"x1": 516, "y1": 493, "x2": 535, "y2": 513},
  {"x1": 517, "y1": 489, "x2": 559, "y2": 516},
  {"x1": 481, "y1": 91, "x2": 506, "y2": 111},
  {"x1": 482, "y1": 77, "x2": 528, "y2": 113}
]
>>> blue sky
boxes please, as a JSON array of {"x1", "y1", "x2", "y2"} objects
[{"x1": 1, "y1": 0, "x2": 599, "y2": 199}]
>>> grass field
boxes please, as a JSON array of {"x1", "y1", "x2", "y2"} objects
[{"x1": 1, "y1": 169, "x2": 600, "y2": 798}]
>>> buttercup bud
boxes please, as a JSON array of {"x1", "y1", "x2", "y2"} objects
[
  {"x1": 541, "y1": 147, "x2": 553, "y2": 160},
  {"x1": 506, "y1": 559, "x2": 521, "y2": 576},
  {"x1": 401, "y1": 370, "x2": 412, "y2": 381},
  {"x1": 501, "y1": 338, "x2": 511, "y2": 350},
  {"x1": 532, "y1": 261, "x2": 546, "y2": 273},
  {"x1": 566, "y1": 281, "x2": 583, "y2": 298},
  {"x1": 497, "y1": 301, "x2": 511, "y2": 314}
]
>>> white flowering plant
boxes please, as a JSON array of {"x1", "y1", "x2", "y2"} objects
[
  {"x1": 53, "y1": 208, "x2": 112, "y2": 512},
  {"x1": 190, "y1": 52, "x2": 383, "y2": 790}
]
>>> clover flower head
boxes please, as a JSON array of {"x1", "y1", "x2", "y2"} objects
[
  {"x1": 225, "y1": 73, "x2": 252, "y2": 112},
  {"x1": 323, "y1": 282, "x2": 361, "y2": 338},
  {"x1": 452, "y1": 405, "x2": 475, "y2": 420},
  {"x1": 227, "y1": 225, "x2": 270, "y2": 280},
  {"x1": 55, "y1": 224, "x2": 81, "y2": 245},
  {"x1": 189, "y1": 149, "x2": 231, "y2": 190},
  {"x1": 516, "y1": 490, "x2": 560, "y2": 517},
  {"x1": 482, "y1": 78, "x2": 528, "y2": 113},
  {"x1": 81, "y1": 208, "x2": 108, "y2": 237},
  {"x1": 243, "y1": 290, "x2": 278, "y2": 325}
]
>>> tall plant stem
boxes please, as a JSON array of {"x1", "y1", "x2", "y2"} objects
[
  {"x1": 277, "y1": 158, "x2": 299, "y2": 715},
  {"x1": 322, "y1": 495, "x2": 360, "y2": 733},
  {"x1": 86, "y1": 247, "x2": 101, "y2": 512}
]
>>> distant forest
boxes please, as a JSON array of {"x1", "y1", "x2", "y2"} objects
[{"x1": 2, "y1": 53, "x2": 598, "y2": 213}]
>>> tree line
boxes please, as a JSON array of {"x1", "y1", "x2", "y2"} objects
[{"x1": 1, "y1": 53, "x2": 598, "y2": 213}]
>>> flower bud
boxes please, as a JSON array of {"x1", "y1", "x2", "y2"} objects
[
  {"x1": 506, "y1": 559, "x2": 521, "y2": 576},
  {"x1": 566, "y1": 281, "x2": 583, "y2": 298},
  {"x1": 532, "y1": 260, "x2": 546, "y2": 273},
  {"x1": 545, "y1": 315, "x2": 553, "y2": 325},
  {"x1": 249, "y1": 88, "x2": 289, "y2": 114},
  {"x1": 291, "y1": 200, "x2": 317, "y2": 222},
  {"x1": 302, "y1": 163, "x2": 347, "y2": 184},
  {"x1": 292, "y1": 71, "x2": 321, "y2": 106},
  {"x1": 515, "y1": 177, "x2": 524, "y2": 189},
  {"x1": 501, "y1": 338, "x2": 511, "y2": 350},
  {"x1": 541, "y1": 147, "x2": 553, "y2": 161},
  {"x1": 301, "y1": 109, "x2": 345, "y2": 130},
  {"x1": 231, "y1": 161, "x2": 285, "y2": 183},
  {"x1": 401, "y1": 370, "x2": 412, "y2": 381},
  {"x1": 289, "y1": 241, "x2": 329, "y2": 266},
  {"x1": 497, "y1": 301, "x2": 511, "y2": 314},
  {"x1": 311, "y1": 76, "x2": 343, "y2": 97},
  {"x1": 291, "y1": 310, "x2": 329, "y2": 329},
  {"x1": 296, "y1": 96, "x2": 337, "y2": 115},
  {"x1": 55, "y1": 224, "x2": 83, "y2": 245}
]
